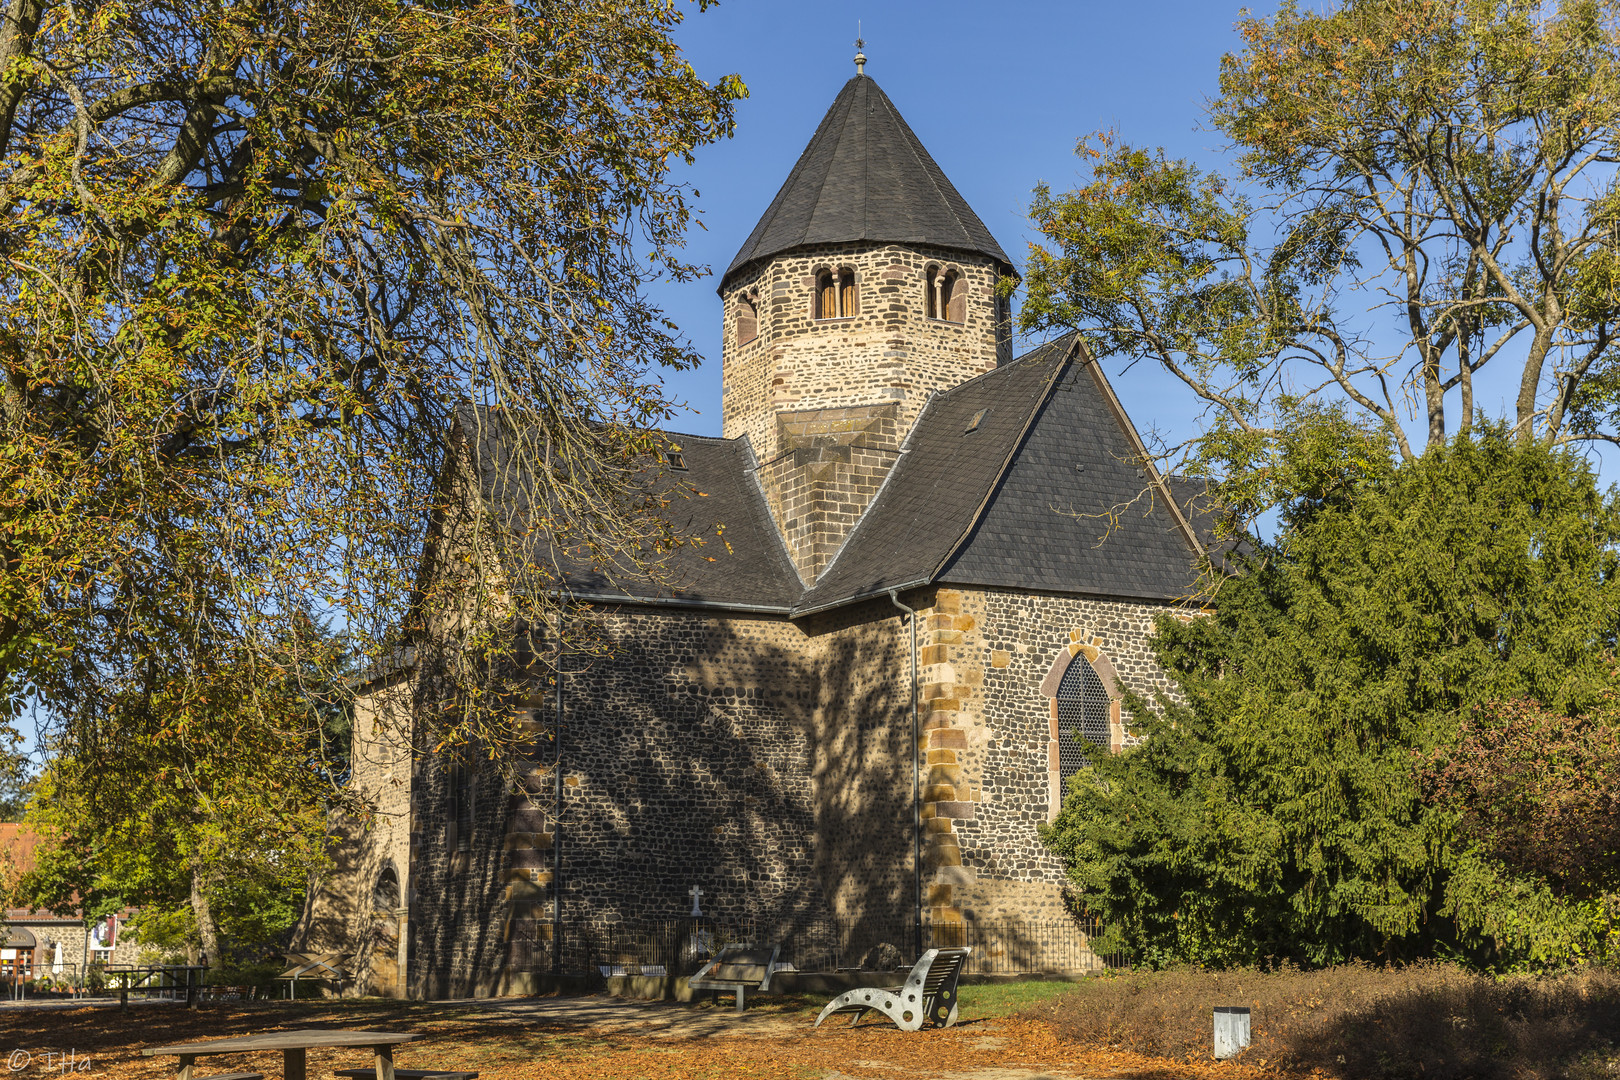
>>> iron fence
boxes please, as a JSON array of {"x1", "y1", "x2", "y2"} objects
[{"x1": 560, "y1": 914, "x2": 1129, "y2": 978}]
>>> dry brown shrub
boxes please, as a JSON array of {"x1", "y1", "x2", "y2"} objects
[{"x1": 1032, "y1": 962, "x2": 1620, "y2": 1079}]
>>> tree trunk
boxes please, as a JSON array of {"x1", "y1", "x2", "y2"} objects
[{"x1": 190, "y1": 865, "x2": 222, "y2": 968}]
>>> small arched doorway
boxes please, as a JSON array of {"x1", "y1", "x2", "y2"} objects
[{"x1": 364, "y1": 864, "x2": 403, "y2": 997}]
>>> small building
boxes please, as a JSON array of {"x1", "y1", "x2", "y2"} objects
[{"x1": 2, "y1": 823, "x2": 142, "y2": 980}]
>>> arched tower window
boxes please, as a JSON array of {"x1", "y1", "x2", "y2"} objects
[
  {"x1": 373, "y1": 864, "x2": 400, "y2": 912},
  {"x1": 1055, "y1": 652, "x2": 1111, "y2": 784},
  {"x1": 926, "y1": 265, "x2": 965, "y2": 323},
  {"x1": 736, "y1": 291, "x2": 758, "y2": 346},
  {"x1": 814, "y1": 267, "x2": 857, "y2": 320}
]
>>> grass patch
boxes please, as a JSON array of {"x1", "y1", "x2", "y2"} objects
[
  {"x1": 957, "y1": 979, "x2": 1078, "y2": 1018},
  {"x1": 1032, "y1": 962, "x2": 1620, "y2": 1079}
]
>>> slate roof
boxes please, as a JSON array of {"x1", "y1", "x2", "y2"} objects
[
  {"x1": 937, "y1": 354, "x2": 1204, "y2": 600},
  {"x1": 722, "y1": 75, "x2": 1013, "y2": 288},
  {"x1": 462, "y1": 414, "x2": 802, "y2": 611},
  {"x1": 794, "y1": 341, "x2": 1068, "y2": 612},
  {"x1": 795, "y1": 335, "x2": 1203, "y2": 614},
  {"x1": 456, "y1": 337, "x2": 1202, "y2": 616}
]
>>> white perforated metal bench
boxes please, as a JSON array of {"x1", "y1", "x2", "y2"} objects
[{"x1": 813, "y1": 947, "x2": 971, "y2": 1031}]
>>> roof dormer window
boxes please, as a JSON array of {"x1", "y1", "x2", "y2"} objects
[{"x1": 814, "y1": 266, "x2": 857, "y2": 320}]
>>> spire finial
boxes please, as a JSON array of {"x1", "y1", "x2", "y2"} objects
[{"x1": 854, "y1": 23, "x2": 866, "y2": 76}]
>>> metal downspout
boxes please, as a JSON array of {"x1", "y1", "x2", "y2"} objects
[
  {"x1": 553, "y1": 664, "x2": 564, "y2": 978},
  {"x1": 888, "y1": 589, "x2": 922, "y2": 961}
]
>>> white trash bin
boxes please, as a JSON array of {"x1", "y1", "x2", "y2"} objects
[{"x1": 1213, "y1": 1005, "x2": 1251, "y2": 1059}]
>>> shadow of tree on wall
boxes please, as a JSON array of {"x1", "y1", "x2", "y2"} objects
[{"x1": 408, "y1": 597, "x2": 918, "y2": 995}]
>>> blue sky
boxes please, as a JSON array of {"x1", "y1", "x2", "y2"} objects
[
  {"x1": 644, "y1": 0, "x2": 1256, "y2": 445},
  {"x1": 644, "y1": 0, "x2": 1600, "y2": 474}
]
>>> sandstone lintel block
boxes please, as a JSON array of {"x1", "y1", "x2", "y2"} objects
[
  {"x1": 990, "y1": 649, "x2": 1012, "y2": 669},
  {"x1": 927, "y1": 883, "x2": 954, "y2": 906},
  {"x1": 924, "y1": 783, "x2": 958, "y2": 802},
  {"x1": 924, "y1": 699, "x2": 962, "y2": 715},
  {"x1": 926, "y1": 748, "x2": 957, "y2": 765},
  {"x1": 931, "y1": 630, "x2": 964, "y2": 646},
  {"x1": 929, "y1": 729, "x2": 968, "y2": 749},
  {"x1": 924, "y1": 817, "x2": 955, "y2": 834},
  {"x1": 953, "y1": 615, "x2": 976, "y2": 632},
  {"x1": 934, "y1": 590, "x2": 962, "y2": 614},
  {"x1": 934, "y1": 865, "x2": 977, "y2": 886},
  {"x1": 506, "y1": 880, "x2": 548, "y2": 903},
  {"x1": 934, "y1": 801, "x2": 977, "y2": 819}
]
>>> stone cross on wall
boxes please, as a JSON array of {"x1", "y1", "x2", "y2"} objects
[{"x1": 689, "y1": 885, "x2": 704, "y2": 917}]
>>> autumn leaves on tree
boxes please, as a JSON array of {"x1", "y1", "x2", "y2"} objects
[
  {"x1": 0, "y1": 0, "x2": 742, "y2": 958},
  {"x1": 1029, "y1": 0, "x2": 1620, "y2": 969}
]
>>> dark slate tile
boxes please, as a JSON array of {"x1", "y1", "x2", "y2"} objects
[{"x1": 722, "y1": 76, "x2": 1011, "y2": 288}]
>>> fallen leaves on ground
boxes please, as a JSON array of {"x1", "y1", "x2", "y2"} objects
[{"x1": 1, "y1": 998, "x2": 1310, "y2": 1080}]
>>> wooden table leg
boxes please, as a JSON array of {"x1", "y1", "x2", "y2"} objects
[
  {"x1": 372, "y1": 1044, "x2": 395, "y2": 1080},
  {"x1": 177, "y1": 1054, "x2": 196, "y2": 1080},
  {"x1": 285, "y1": 1048, "x2": 307, "y2": 1080}
]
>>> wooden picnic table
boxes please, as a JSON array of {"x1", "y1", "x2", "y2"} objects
[{"x1": 142, "y1": 1030, "x2": 423, "y2": 1080}]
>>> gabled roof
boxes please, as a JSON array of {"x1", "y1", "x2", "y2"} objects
[
  {"x1": 722, "y1": 75, "x2": 1013, "y2": 288},
  {"x1": 457, "y1": 339, "x2": 1203, "y2": 618},
  {"x1": 795, "y1": 335, "x2": 1204, "y2": 615},
  {"x1": 462, "y1": 417, "x2": 803, "y2": 612}
]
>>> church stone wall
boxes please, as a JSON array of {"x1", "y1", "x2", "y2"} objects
[
  {"x1": 721, "y1": 242, "x2": 1010, "y2": 461},
  {"x1": 757, "y1": 404, "x2": 901, "y2": 583},
  {"x1": 895, "y1": 585, "x2": 1186, "y2": 939},
  {"x1": 403, "y1": 600, "x2": 920, "y2": 996}
]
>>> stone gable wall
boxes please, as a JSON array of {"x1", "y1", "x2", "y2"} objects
[
  {"x1": 721, "y1": 243, "x2": 1011, "y2": 461},
  {"x1": 896, "y1": 586, "x2": 1186, "y2": 928},
  {"x1": 757, "y1": 404, "x2": 901, "y2": 583}
]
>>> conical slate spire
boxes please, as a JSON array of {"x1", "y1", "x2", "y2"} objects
[{"x1": 721, "y1": 76, "x2": 1012, "y2": 288}]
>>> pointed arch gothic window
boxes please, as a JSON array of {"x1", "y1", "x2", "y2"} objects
[
  {"x1": 814, "y1": 267, "x2": 857, "y2": 319},
  {"x1": 1055, "y1": 652, "x2": 1111, "y2": 784}
]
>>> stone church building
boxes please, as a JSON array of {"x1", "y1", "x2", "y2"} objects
[{"x1": 298, "y1": 70, "x2": 1207, "y2": 998}]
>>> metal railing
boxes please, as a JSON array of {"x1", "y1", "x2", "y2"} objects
[{"x1": 536, "y1": 914, "x2": 1129, "y2": 978}]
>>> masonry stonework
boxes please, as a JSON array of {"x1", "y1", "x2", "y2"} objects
[
  {"x1": 721, "y1": 243, "x2": 1011, "y2": 461},
  {"x1": 301, "y1": 72, "x2": 1205, "y2": 996}
]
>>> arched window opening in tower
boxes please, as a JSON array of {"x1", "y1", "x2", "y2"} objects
[
  {"x1": 815, "y1": 269, "x2": 837, "y2": 319},
  {"x1": 926, "y1": 266, "x2": 965, "y2": 324},
  {"x1": 1056, "y1": 652, "x2": 1111, "y2": 784},
  {"x1": 736, "y1": 292, "x2": 758, "y2": 345},
  {"x1": 814, "y1": 267, "x2": 857, "y2": 319}
]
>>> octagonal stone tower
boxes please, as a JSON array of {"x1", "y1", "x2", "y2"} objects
[{"x1": 719, "y1": 73, "x2": 1017, "y2": 582}]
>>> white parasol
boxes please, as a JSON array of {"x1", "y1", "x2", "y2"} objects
[{"x1": 51, "y1": 940, "x2": 63, "y2": 975}]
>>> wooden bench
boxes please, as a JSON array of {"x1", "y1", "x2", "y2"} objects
[
  {"x1": 334, "y1": 1069, "x2": 478, "y2": 1080},
  {"x1": 686, "y1": 944, "x2": 780, "y2": 1012},
  {"x1": 813, "y1": 947, "x2": 972, "y2": 1031}
]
